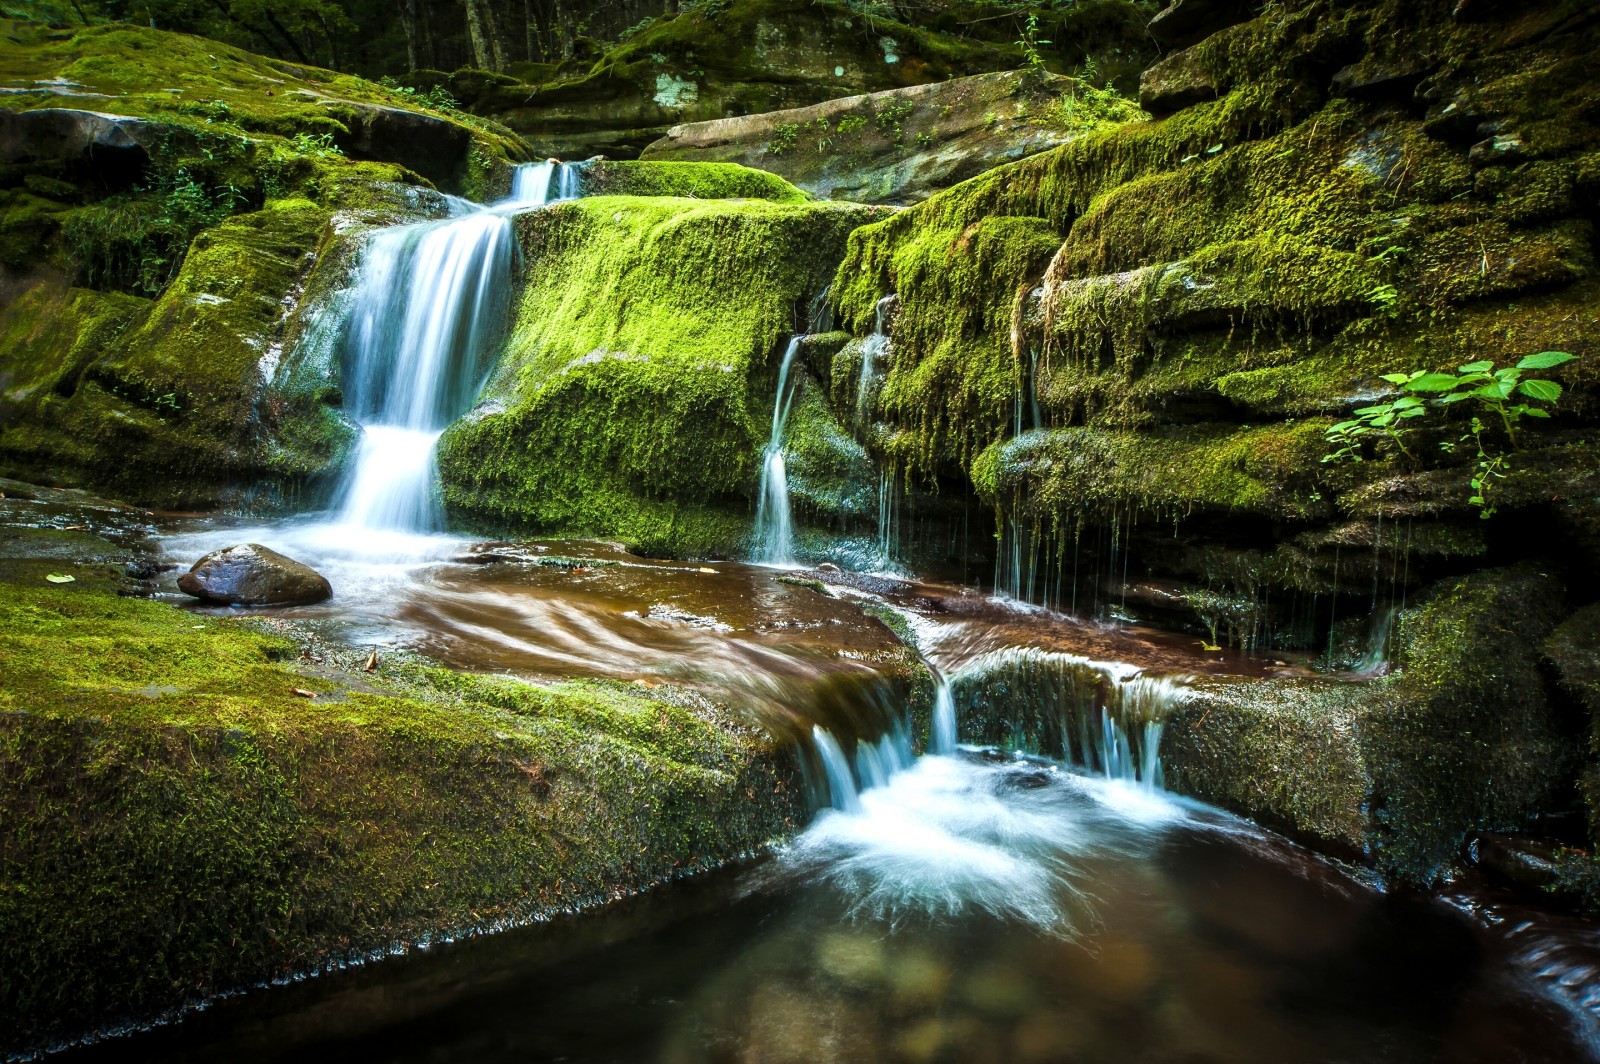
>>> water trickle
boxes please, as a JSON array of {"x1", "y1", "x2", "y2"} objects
[
  {"x1": 929, "y1": 673, "x2": 957, "y2": 755},
  {"x1": 333, "y1": 162, "x2": 582, "y2": 534},
  {"x1": 752, "y1": 335, "x2": 804, "y2": 565},
  {"x1": 855, "y1": 294, "x2": 894, "y2": 426},
  {"x1": 508, "y1": 160, "x2": 585, "y2": 205},
  {"x1": 812, "y1": 726, "x2": 861, "y2": 813}
]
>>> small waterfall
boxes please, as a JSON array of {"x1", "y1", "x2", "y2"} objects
[
  {"x1": 949, "y1": 648, "x2": 1187, "y2": 787},
  {"x1": 855, "y1": 294, "x2": 894, "y2": 426},
  {"x1": 813, "y1": 726, "x2": 862, "y2": 813},
  {"x1": 752, "y1": 336, "x2": 804, "y2": 566},
  {"x1": 508, "y1": 160, "x2": 584, "y2": 205},
  {"x1": 929, "y1": 673, "x2": 956, "y2": 755},
  {"x1": 332, "y1": 162, "x2": 581, "y2": 534}
]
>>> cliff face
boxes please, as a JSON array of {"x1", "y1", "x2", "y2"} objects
[
  {"x1": 833, "y1": 0, "x2": 1600, "y2": 616},
  {"x1": 0, "y1": 19, "x2": 528, "y2": 510}
]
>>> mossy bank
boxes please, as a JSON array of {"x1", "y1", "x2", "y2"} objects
[{"x1": 0, "y1": 522, "x2": 807, "y2": 1056}]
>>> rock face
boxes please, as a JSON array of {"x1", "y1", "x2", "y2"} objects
[
  {"x1": 641, "y1": 70, "x2": 1143, "y2": 205},
  {"x1": 0, "y1": 108, "x2": 154, "y2": 167},
  {"x1": 178, "y1": 543, "x2": 332, "y2": 606}
]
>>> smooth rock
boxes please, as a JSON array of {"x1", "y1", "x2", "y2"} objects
[
  {"x1": 1139, "y1": 42, "x2": 1220, "y2": 115},
  {"x1": 1147, "y1": 0, "x2": 1255, "y2": 50},
  {"x1": 0, "y1": 107, "x2": 155, "y2": 167},
  {"x1": 177, "y1": 543, "x2": 332, "y2": 606}
]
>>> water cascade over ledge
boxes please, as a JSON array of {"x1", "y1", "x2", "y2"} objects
[{"x1": 332, "y1": 162, "x2": 583, "y2": 535}]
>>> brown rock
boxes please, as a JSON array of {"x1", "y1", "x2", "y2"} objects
[{"x1": 177, "y1": 543, "x2": 332, "y2": 606}]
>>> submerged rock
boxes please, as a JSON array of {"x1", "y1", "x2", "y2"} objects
[{"x1": 178, "y1": 543, "x2": 332, "y2": 606}]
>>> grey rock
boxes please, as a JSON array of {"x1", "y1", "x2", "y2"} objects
[
  {"x1": 1139, "y1": 45, "x2": 1218, "y2": 115},
  {"x1": 1147, "y1": 0, "x2": 1254, "y2": 50},
  {"x1": 1469, "y1": 132, "x2": 1525, "y2": 168},
  {"x1": 0, "y1": 107, "x2": 155, "y2": 166},
  {"x1": 178, "y1": 543, "x2": 332, "y2": 606}
]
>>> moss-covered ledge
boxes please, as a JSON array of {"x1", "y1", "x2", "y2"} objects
[
  {"x1": 1162, "y1": 564, "x2": 1577, "y2": 884},
  {"x1": 0, "y1": 530, "x2": 805, "y2": 1057},
  {"x1": 437, "y1": 193, "x2": 890, "y2": 558}
]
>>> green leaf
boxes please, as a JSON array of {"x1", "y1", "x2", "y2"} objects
[
  {"x1": 1392, "y1": 396, "x2": 1424, "y2": 408},
  {"x1": 1379, "y1": 373, "x2": 1412, "y2": 385},
  {"x1": 1522, "y1": 407, "x2": 1551, "y2": 418},
  {"x1": 1471, "y1": 381, "x2": 1514, "y2": 401},
  {"x1": 44, "y1": 573, "x2": 75, "y2": 584},
  {"x1": 1404, "y1": 373, "x2": 1462, "y2": 392},
  {"x1": 1438, "y1": 392, "x2": 1472, "y2": 404},
  {"x1": 1517, "y1": 351, "x2": 1575, "y2": 370},
  {"x1": 1398, "y1": 407, "x2": 1427, "y2": 418},
  {"x1": 1519, "y1": 379, "x2": 1562, "y2": 402},
  {"x1": 1457, "y1": 361, "x2": 1494, "y2": 374}
]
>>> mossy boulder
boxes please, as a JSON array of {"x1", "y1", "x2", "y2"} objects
[
  {"x1": 641, "y1": 69, "x2": 1145, "y2": 205},
  {"x1": 436, "y1": 191, "x2": 889, "y2": 557},
  {"x1": 1163, "y1": 564, "x2": 1576, "y2": 884},
  {"x1": 0, "y1": 529, "x2": 806, "y2": 1056}
]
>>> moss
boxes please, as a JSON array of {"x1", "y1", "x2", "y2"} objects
[
  {"x1": 1164, "y1": 564, "x2": 1574, "y2": 883},
  {"x1": 437, "y1": 195, "x2": 885, "y2": 557},
  {"x1": 0, "y1": 199, "x2": 349, "y2": 507},
  {"x1": 0, "y1": 536, "x2": 802, "y2": 1054},
  {"x1": 579, "y1": 160, "x2": 811, "y2": 202}
]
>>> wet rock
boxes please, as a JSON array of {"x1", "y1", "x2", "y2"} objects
[
  {"x1": 1139, "y1": 45, "x2": 1219, "y2": 115},
  {"x1": 0, "y1": 108, "x2": 155, "y2": 169},
  {"x1": 816, "y1": 931, "x2": 887, "y2": 988},
  {"x1": 887, "y1": 947, "x2": 951, "y2": 1008},
  {"x1": 177, "y1": 543, "x2": 332, "y2": 606},
  {"x1": 1469, "y1": 133, "x2": 1525, "y2": 168},
  {"x1": 1331, "y1": 54, "x2": 1437, "y2": 99},
  {"x1": 1470, "y1": 832, "x2": 1562, "y2": 893}
]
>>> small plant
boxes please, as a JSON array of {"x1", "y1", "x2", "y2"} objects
[
  {"x1": 1016, "y1": 14, "x2": 1051, "y2": 75},
  {"x1": 290, "y1": 131, "x2": 344, "y2": 158},
  {"x1": 836, "y1": 114, "x2": 868, "y2": 136},
  {"x1": 768, "y1": 122, "x2": 800, "y2": 156},
  {"x1": 1324, "y1": 351, "x2": 1577, "y2": 518}
]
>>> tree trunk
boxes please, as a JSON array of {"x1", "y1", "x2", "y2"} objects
[
  {"x1": 463, "y1": 0, "x2": 492, "y2": 70},
  {"x1": 483, "y1": 0, "x2": 510, "y2": 71},
  {"x1": 402, "y1": 0, "x2": 421, "y2": 71}
]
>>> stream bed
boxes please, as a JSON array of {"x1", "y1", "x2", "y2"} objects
[{"x1": 44, "y1": 515, "x2": 1599, "y2": 1062}]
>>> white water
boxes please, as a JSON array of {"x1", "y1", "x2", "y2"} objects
[
  {"x1": 752, "y1": 336, "x2": 804, "y2": 566},
  {"x1": 334, "y1": 162, "x2": 583, "y2": 539},
  {"x1": 929, "y1": 674, "x2": 956, "y2": 755},
  {"x1": 855, "y1": 293, "x2": 894, "y2": 426}
]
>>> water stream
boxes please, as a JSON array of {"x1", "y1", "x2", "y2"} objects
[{"x1": 752, "y1": 336, "x2": 805, "y2": 567}]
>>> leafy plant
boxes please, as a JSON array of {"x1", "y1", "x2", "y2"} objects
[
  {"x1": 1015, "y1": 14, "x2": 1051, "y2": 75},
  {"x1": 1323, "y1": 351, "x2": 1577, "y2": 519},
  {"x1": 290, "y1": 131, "x2": 344, "y2": 158},
  {"x1": 768, "y1": 122, "x2": 800, "y2": 156}
]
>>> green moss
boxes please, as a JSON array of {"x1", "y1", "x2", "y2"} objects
[
  {"x1": 1165, "y1": 564, "x2": 1574, "y2": 883},
  {"x1": 437, "y1": 195, "x2": 884, "y2": 557},
  {"x1": 0, "y1": 538, "x2": 801, "y2": 1054},
  {"x1": 579, "y1": 160, "x2": 810, "y2": 202}
]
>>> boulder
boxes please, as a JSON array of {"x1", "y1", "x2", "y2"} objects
[
  {"x1": 641, "y1": 70, "x2": 1140, "y2": 205},
  {"x1": 328, "y1": 102, "x2": 473, "y2": 188},
  {"x1": 177, "y1": 543, "x2": 331, "y2": 606},
  {"x1": 1147, "y1": 0, "x2": 1256, "y2": 50},
  {"x1": 1139, "y1": 42, "x2": 1221, "y2": 115},
  {"x1": 0, "y1": 108, "x2": 155, "y2": 166}
]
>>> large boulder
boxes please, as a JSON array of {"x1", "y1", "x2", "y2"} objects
[
  {"x1": 641, "y1": 70, "x2": 1142, "y2": 205},
  {"x1": 177, "y1": 543, "x2": 331, "y2": 606}
]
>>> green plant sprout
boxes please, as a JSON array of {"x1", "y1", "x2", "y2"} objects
[
  {"x1": 1323, "y1": 351, "x2": 1576, "y2": 518},
  {"x1": 1016, "y1": 14, "x2": 1051, "y2": 75}
]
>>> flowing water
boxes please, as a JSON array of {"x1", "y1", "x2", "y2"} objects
[{"x1": 58, "y1": 151, "x2": 1600, "y2": 1062}]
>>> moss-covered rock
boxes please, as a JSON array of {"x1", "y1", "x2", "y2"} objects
[
  {"x1": 436, "y1": 193, "x2": 888, "y2": 557},
  {"x1": 0, "y1": 528, "x2": 805, "y2": 1056},
  {"x1": 641, "y1": 69, "x2": 1144, "y2": 205},
  {"x1": 1163, "y1": 564, "x2": 1576, "y2": 883}
]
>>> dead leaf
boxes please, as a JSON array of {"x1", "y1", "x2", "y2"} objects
[
  {"x1": 291, "y1": 688, "x2": 316, "y2": 699},
  {"x1": 363, "y1": 650, "x2": 378, "y2": 673}
]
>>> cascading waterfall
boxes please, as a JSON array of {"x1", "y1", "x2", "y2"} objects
[
  {"x1": 948, "y1": 647, "x2": 1187, "y2": 787},
  {"x1": 333, "y1": 162, "x2": 582, "y2": 534},
  {"x1": 509, "y1": 160, "x2": 585, "y2": 205},
  {"x1": 752, "y1": 336, "x2": 804, "y2": 565},
  {"x1": 930, "y1": 673, "x2": 956, "y2": 755}
]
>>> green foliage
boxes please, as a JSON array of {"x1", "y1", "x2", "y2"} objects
[
  {"x1": 289, "y1": 130, "x2": 345, "y2": 157},
  {"x1": 1015, "y1": 13, "x2": 1052, "y2": 75},
  {"x1": 768, "y1": 122, "x2": 801, "y2": 156},
  {"x1": 378, "y1": 75, "x2": 459, "y2": 112},
  {"x1": 1324, "y1": 352, "x2": 1577, "y2": 518}
]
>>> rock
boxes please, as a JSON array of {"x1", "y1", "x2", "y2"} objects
[
  {"x1": 1469, "y1": 832, "x2": 1562, "y2": 893},
  {"x1": 177, "y1": 543, "x2": 332, "y2": 606},
  {"x1": 641, "y1": 70, "x2": 1138, "y2": 205},
  {"x1": 330, "y1": 102, "x2": 472, "y2": 188},
  {"x1": 1147, "y1": 0, "x2": 1255, "y2": 50},
  {"x1": 1331, "y1": 54, "x2": 1438, "y2": 99},
  {"x1": 0, "y1": 108, "x2": 156, "y2": 187},
  {"x1": 1163, "y1": 565, "x2": 1576, "y2": 884},
  {"x1": 1139, "y1": 44, "x2": 1220, "y2": 115},
  {"x1": 1469, "y1": 132, "x2": 1526, "y2": 167}
]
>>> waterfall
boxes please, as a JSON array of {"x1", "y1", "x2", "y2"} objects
[
  {"x1": 812, "y1": 726, "x2": 862, "y2": 813},
  {"x1": 929, "y1": 673, "x2": 956, "y2": 755},
  {"x1": 752, "y1": 336, "x2": 804, "y2": 566},
  {"x1": 508, "y1": 160, "x2": 585, "y2": 205},
  {"x1": 948, "y1": 648, "x2": 1187, "y2": 787},
  {"x1": 332, "y1": 162, "x2": 581, "y2": 534},
  {"x1": 855, "y1": 294, "x2": 894, "y2": 426}
]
